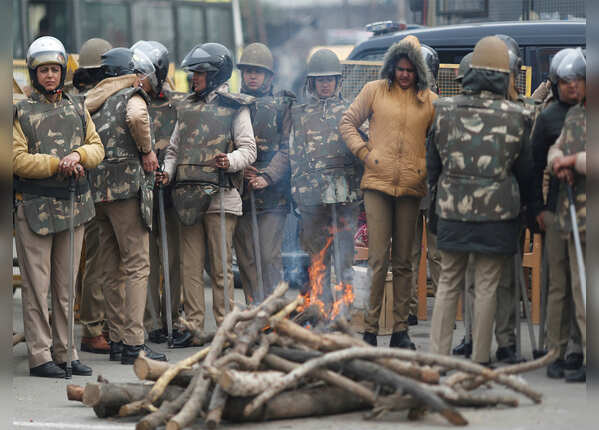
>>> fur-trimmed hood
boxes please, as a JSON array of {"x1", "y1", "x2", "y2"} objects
[{"x1": 380, "y1": 35, "x2": 431, "y2": 93}]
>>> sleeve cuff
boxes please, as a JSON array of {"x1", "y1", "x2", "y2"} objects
[
  {"x1": 357, "y1": 146, "x2": 370, "y2": 161},
  {"x1": 74, "y1": 147, "x2": 88, "y2": 166},
  {"x1": 49, "y1": 157, "x2": 60, "y2": 175},
  {"x1": 575, "y1": 153, "x2": 586, "y2": 175}
]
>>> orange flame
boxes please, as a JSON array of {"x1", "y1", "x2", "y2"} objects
[{"x1": 297, "y1": 226, "x2": 355, "y2": 322}]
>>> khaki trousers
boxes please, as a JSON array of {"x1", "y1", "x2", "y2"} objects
[
  {"x1": 299, "y1": 204, "x2": 359, "y2": 304},
  {"x1": 79, "y1": 219, "x2": 109, "y2": 337},
  {"x1": 567, "y1": 232, "x2": 586, "y2": 363},
  {"x1": 15, "y1": 205, "x2": 83, "y2": 368},
  {"x1": 363, "y1": 191, "x2": 420, "y2": 333},
  {"x1": 234, "y1": 211, "x2": 287, "y2": 304},
  {"x1": 180, "y1": 213, "x2": 236, "y2": 331},
  {"x1": 430, "y1": 250, "x2": 508, "y2": 363},
  {"x1": 144, "y1": 206, "x2": 182, "y2": 332},
  {"x1": 95, "y1": 198, "x2": 150, "y2": 346},
  {"x1": 410, "y1": 211, "x2": 441, "y2": 315},
  {"x1": 545, "y1": 212, "x2": 581, "y2": 358}
]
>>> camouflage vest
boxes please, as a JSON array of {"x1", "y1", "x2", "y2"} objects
[
  {"x1": 172, "y1": 91, "x2": 252, "y2": 225},
  {"x1": 89, "y1": 86, "x2": 155, "y2": 230},
  {"x1": 556, "y1": 103, "x2": 586, "y2": 234},
  {"x1": 244, "y1": 90, "x2": 294, "y2": 213},
  {"x1": 434, "y1": 92, "x2": 530, "y2": 222},
  {"x1": 290, "y1": 96, "x2": 361, "y2": 207},
  {"x1": 15, "y1": 90, "x2": 95, "y2": 235}
]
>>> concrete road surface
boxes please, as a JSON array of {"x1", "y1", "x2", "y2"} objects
[{"x1": 12, "y1": 286, "x2": 591, "y2": 429}]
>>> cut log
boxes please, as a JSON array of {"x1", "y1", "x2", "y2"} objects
[
  {"x1": 133, "y1": 356, "x2": 196, "y2": 386},
  {"x1": 81, "y1": 382, "x2": 184, "y2": 418},
  {"x1": 217, "y1": 369, "x2": 286, "y2": 396},
  {"x1": 67, "y1": 384, "x2": 84, "y2": 402},
  {"x1": 223, "y1": 385, "x2": 371, "y2": 422}
]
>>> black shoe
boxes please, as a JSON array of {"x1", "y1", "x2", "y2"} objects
[
  {"x1": 148, "y1": 329, "x2": 167, "y2": 344},
  {"x1": 496, "y1": 345, "x2": 524, "y2": 364},
  {"x1": 389, "y1": 331, "x2": 416, "y2": 350},
  {"x1": 547, "y1": 359, "x2": 565, "y2": 379},
  {"x1": 363, "y1": 332, "x2": 377, "y2": 347},
  {"x1": 564, "y1": 352, "x2": 583, "y2": 370},
  {"x1": 477, "y1": 361, "x2": 496, "y2": 369},
  {"x1": 109, "y1": 341, "x2": 124, "y2": 362},
  {"x1": 452, "y1": 337, "x2": 472, "y2": 358},
  {"x1": 565, "y1": 366, "x2": 585, "y2": 383},
  {"x1": 30, "y1": 361, "x2": 66, "y2": 378},
  {"x1": 57, "y1": 360, "x2": 92, "y2": 376},
  {"x1": 407, "y1": 314, "x2": 418, "y2": 326},
  {"x1": 121, "y1": 344, "x2": 167, "y2": 365},
  {"x1": 172, "y1": 330, "x2": 193, "y2": 348}
]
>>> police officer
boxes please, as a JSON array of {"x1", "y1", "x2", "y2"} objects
[
  {"x1": 547, "y1": 59, "x2": 586, "y2": 382},
  {"x1": 131, "y1": 40, "x2": 186, "y2": 344},
  {"x1": 233, "y1": 42, "x2": 295, "y2": 304},
  {"x1": 74, "y1": 37, "x2": 113, "y2": 355},
  {"x1": 14, "y1": 36, "x2": 104, "y2": 377},
  {"x1": 160, "y1": 43, "x2": 256, "y2": 347},
  {"x1": 427, "y1": 36, "x2": 533, "y2": 365},
  {"x1": 85, "y1": 47, "x2": 166, "y2": 364},
  {"x1": 289, "y1": 48, "x2": 361, "y2": 314},
  {"x1": 409, "y1": 43, "x2": 442, "y2": 325},
  {"x1": 536, "y1": 48, "x2": 586, "y2": 379}
]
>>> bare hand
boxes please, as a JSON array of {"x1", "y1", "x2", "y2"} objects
[
  {"x1": 58, "y1": 152, "x2": 81, "y2": 176},
  {"x1": 155, "y1": 171, "x2": 169, "y2": 185},
  {"x1": 556, "y1": 167, "x2": 574, "y2": 185},
  {"x1": 536, "y1": 211, "x2": 548, "y2": 232},
  {"x1": 142, "y1": 150, "x2": 159, "y2": 172},
  {"x1": 213, "y1": 153, "x2": 230, "y2": 170},
  {"x1": 250, "y1": 175, "x2": 269, "y2": 190},
  {"x1": 244, "y1": 165, "x2": 259, "y2": 180}
]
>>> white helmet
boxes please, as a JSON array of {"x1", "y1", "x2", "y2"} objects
[{"x1": 26, "y1": 36, "x2": 67, "y2": 93}]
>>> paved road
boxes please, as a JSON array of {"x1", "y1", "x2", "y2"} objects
[{"x1": 12, "y1": 287, "x2": 591, "y2": 430}]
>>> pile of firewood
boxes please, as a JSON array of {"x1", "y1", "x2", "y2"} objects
[{"x1": 67, "y1": 283, "x2": 557, "y2": 429}]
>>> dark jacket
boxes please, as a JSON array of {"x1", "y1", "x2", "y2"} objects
[
  {"x1": 530, "y1": 99, "x2": 572, "y2": 216},
  {"x1": 427, "y1": 68, "x2": 533, "y2": 255}
]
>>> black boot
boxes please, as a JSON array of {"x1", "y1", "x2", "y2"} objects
[
  {"x1": 546, "y1": 359, "x2": 565, "y2": 379},
  {"x1": 407, "y1": 314, "x2": 418, "y2": 326},
  {"x1": 109, "y1": 341, "x2": 124, "y2": 362},
  {"x1": 29, "y1": 361, "x2": 66, "y2": 378},
  {"x1": 496, "y1": 345, "x2": 523, "y2": 364},
  {"x1": 121, "y1": 344, "x2": 167, "y2": 365},
  {"x1": 389, "y1": 330, "x2": 416, "y2": 350},
  {"x1": 363, "y1": 332, "x2": 377, "y2": 347},
  {"x1": 148, "y1": 329, "x2": 167, "y2": 344},
  {"x1": 452, "y1": 337, "x2": 472, "y2": 358},
  {"x1": 564, "y1": 352, "x2": 583, "y2": 370},
  {"x1": 565, "y1": 366, "x2": 585, "y2": 383},
  {"x1": 57, "y1": 360, "x2": 92, "y2": 376}
]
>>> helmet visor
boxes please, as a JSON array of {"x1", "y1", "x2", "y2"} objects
[
  {"x1": 132, "y1": 49, "x2": 158, "y2": 89},
  {"x1": 556, "y1": 48, "x2": 586, "y2": 82},
  {"x1": 29, "y1": 51, "x2": 67, "y2": 69},
  {"x1": 181, "y1": 46, "x2": 219, "y2": 72}
]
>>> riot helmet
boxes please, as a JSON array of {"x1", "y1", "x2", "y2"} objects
[
  {"x1": 555, "y1": 47, "x2": 586, "y2": 82},
  {"x1": 421, "y1": 44, "x2": 439, "y2": 79},
  {"x1": 470, "y1": 36, "x2": 510, "y2": 74},
  {"x1": 238, "y1": 42, "x2": 274, "y2": 74},
  {"x1": 26, "y1": 36, "x2": 68, "y2": 94},
  {"x1": 101, "y1": 47, "x2": 135, "y2": 77},
  {"x1": 181, "y1": 42, "x2": 233, "y2": 96},
  {"x1": 307, "y1": 48, "x2": 342, "y2": 77},
  {"x1": 79, "y1": 38, "x2": 112, "y2": 69},
  {"x1": 131, "y1": 47, "x2": 158, "y2": 93},
  {"x1": 455, "y1": 52, "x2": 473, "y2": 83},
  {"x1": 548, "y1": 48, "x2": 575, "y2": 84},
  {"x1": 131, "y1": 40, "x2": 169, "y2": 94},
  {"x1": 495, "y1": 34, "x2": 522, "y2": 76}
]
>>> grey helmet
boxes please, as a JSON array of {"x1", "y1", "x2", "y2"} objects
[
  {"x1": 237, "y1": 42, "x2": 274, "y2": 74},
  {"x1": 26, "y1": 36, "x2": 68, "y2": 94},
  {"x1": 131, "y1": 40, "x2": 170, "y2": 94},
  {"x1": 79, "y1": 38, "x2": 112, "y2": 69},
  {"x1": 455, "y1": 52, "x2": 473, "y2": 83},
  {"x1": 549, "y1": 48, "x2": 576, "y2": 84},
  {"x1": 307, "y1": 48, "x2": 342, "y2": 77},
  {"x1": 555, "y1": 47, "x2": 586, "y2": 82},
  {"x1": 421, "y1": 44, "x2": 439, "y2": 79}
]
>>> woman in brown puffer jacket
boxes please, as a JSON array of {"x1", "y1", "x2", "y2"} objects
[{"x1": 339, "y1": 35, "x2": 437, "y2": 348}]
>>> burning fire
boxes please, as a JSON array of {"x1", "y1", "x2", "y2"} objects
[{"x1": 298, "y1": 231, "x2": 355, "y2": 321}]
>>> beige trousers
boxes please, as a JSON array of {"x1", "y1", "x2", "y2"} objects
[
  {"x1": 363, "y1": 191, "x2": 420, "y2": 333},
  {"x1": 79, "y1": 218, "x2": 110, "y2": 337},
  {"x1": 234, "y1": 211, "x2": 287, "y2": 304},
  {"x1": 180, "y1": 213, "x2": 237, "y2": 331},
  {"x1": 15, "y1": 205, "x2": 83, "y2": 368},
  {"x1": 567, "y1": 232, "x2": 586, "y2": 363},
  {"x1": 410, "y1": 211, "x2": 441, "y2": 315},
  {"x1": 95, "y1": 198, "x2": 150, "y2": 346},
  {"x1": 430, "y1": 250, "x2": 508, "y2": 363},
  {"x1": 144, "y1": 206, "x2": 182, "y2": 332}
]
